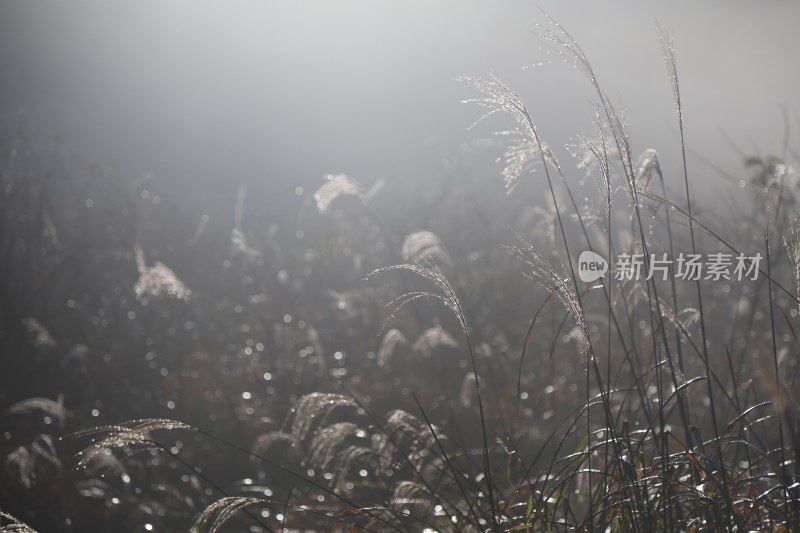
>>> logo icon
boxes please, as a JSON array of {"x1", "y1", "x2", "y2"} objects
[{"x1": 578, "y1": 251, "x2": 608, "y2": 282}]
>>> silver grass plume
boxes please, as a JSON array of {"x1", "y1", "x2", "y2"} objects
[
  {"x1": 629, "y1": 283, "x2": 698, "y2": 332},
  {"x1": 70, "y1": 419, "x2": 193, "y2": 469},
  {"x1": 191, "y1": 496, "x2": 265, "y2": 533},
  {"x1": 401, "y1": 230, "x2": 453, "y2": 267},
  {"x1": 746, "y1": 156, "x2": 793, "y2": 191},
  {"x1": 525, "y1": 193, "x2": 560, "y2": 252},
  {"x1": 133, "y1": 245, "x2": 191, "y2": 300},
  {"x1": 252, "y1": 431, "x2": 299, "y2": 461},
  {"x1": 330, "y1": 445, "x2": 377, "y2": 492},
  {"x1": 76, "y1": 478, "x2": 113, "y2": 500},
  {"x1": 570, "y1": 127, "x2": 615, "y2": 222},
  {"x1": 533, "y1": 14, "x2": 595, "y2": 83},
  {"x1": 570, "y1": 134, "x2": 619, "y2": 180},
  {"x1": 537, "y1": 14, "x2": 641, "y2": 197},
  {"x1": 7, "y1": 395, "x2": 67, "y2": 427},
  {"x1": 306, "y1": 421, "x2": 361, "y2": 470},
  {"x1": 412, "y1": 326, "x2": 459, "y2": 358},
  {"x1": 32, "y1": 434, "x2": 59, "y2": 467},
  {"x1": 509, "y1": 238, "x2": 588, "y2": 355},
  {"x1": 134, "y1": 245, "x2": 147, "y2": 272},
  {"x1": 286, "y1": 393, "x2": 358, "y2": 443},
  {"x1": 21, "y1": 318, "x2": 56, "y2": 348},
  {"x1": 390, "y1": 481, "x2": 432, "y2": 509},
  {"x1": 377, "y1": 328, "x2": 408, "y2": 367},
  {"x1": 234, "y1": 183, "x2": 246, "y2": 230},
  {"x1": 785, "y1": 217, "x2": 800, "y2": 311},
  {"x1": 539, "y1": 15, "x2": 638, "y2": 201},
  {"x1": 314, "y1": 174, "x2": 368, "y2": 214},
  {"x1": 0, "y1": 513, "x2": 37, "y2": 533},
  {"x1": 605, "y1": 106, "x2": 635, "y2": 194},
  {"x1": 42, "y1": 213, "x2": 62, "y2": 250},
  {"x1": 495, "y1": 129, "x2": 561, "y2": 193},
  {"x1": 231, "y1": 184, "x2": 261, "y2": 260},
  {"x1": 187, "y1": 213, "x2": 209, "y2": 245},
  {"x1": 458, "y1": 75, "x2": 537, "y2": 145},
  {"x1": 366, "y1": 178, "x2": 386, "y2": 201},
  {"x1": 6, "y1": 447, "x2": 33, "y2": 488},
  {"x1": 306, "y1": 324, "x2": 325, "y2": 366},
  {"x1": 635, "y1": 148, "x2": 663, "y2": 192},
  {"x1": 537, "y1": 11, "x2": 634, "y2": 183},
  {"x1": 374, "y1": 409, "x2": 439, "y2": 474},
  {"x1": 370, "y1": 259, "x2": 469, "y2": 343},
  {"x1": 81, "y1": 448, "x2": 128, "y2": 478},
  {"x1": 657, "y1": 23, "x2": 681, "y2": 121},
  {"x1": 371, "y1": 257, "x2": 496, "y2": 510},
  {"x1": 459, "y1": 373, "x2": 478, "y2": 408},
  {"x1": 230, "y1": 228, "x2": 261, "y2": 260},
  {"x1": 8, "y1": 436, "x2": 61, "y2": 489}
]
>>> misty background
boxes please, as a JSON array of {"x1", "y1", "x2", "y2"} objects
[{"x1": 1, "y1": 0, "x2": 799, "y2": 222}]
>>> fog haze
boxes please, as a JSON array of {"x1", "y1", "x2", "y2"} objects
[{"x1": 2, "y1": 1, "x2": 798, "y2": 212}]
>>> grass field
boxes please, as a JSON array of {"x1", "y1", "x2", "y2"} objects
[{"x1": 2, "y1": 12, "x2": 800, "y2": 533}]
